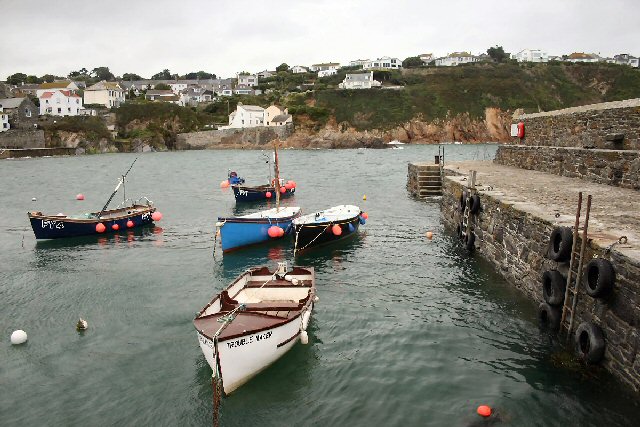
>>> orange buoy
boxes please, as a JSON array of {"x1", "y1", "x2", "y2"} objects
[
  {"x1": 112, "y1": 223, "x2": 120, "y2": 231},
  {"x1": 76, "y1": 194, "x2": 85, "y2": 200},
  {"x1": 268, "y1": 226, "x2": 282, "y2": 238},
  {"x1": 151, "y1": 211, "x2": 163, "y2": 221},
  {"x1": 126, "y1": 220, "x2": 134, "y2": 228},
  {"x1": 265, "y1": 191, "x2": 272, "y2": 198},
  {"x1": 426, "y1": 231, "x2": 433, "y2": 240},
  {"x1": 96, "y1": 223, "x2": 106, "y2": 233},
  {"x1": 220, "y1": 180, "x2": 230, "y2": 188},
  {"x1": 361, "y1": 212, "x2": 369, "y2": 220},
  {"x1": 332, "y1": 224, "x2": 342, "y2": 236},
  {"x1": 477, "y1": 405, "x2": 492, "y2": 418},
  {"x1": 280, "y1": 187, "x2": 286, "y2": 193}
]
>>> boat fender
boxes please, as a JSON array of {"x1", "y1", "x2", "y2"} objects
[
  {"x1": 10, "y1": 330, "x2": 28, "y2": 345},
  {"x1": 292, "y1": 278, "x2": 299, "y2": 285},
  {"x1": 548, "y1": 226, "x2": 573, "y2": 262},
  {"x1": 584, "y1": 258, "x2": 615, "y2": 298},
  {"x1": 215, "y1": 221, "x2": 225, "y2": 228},
  {"x1": 302, "y1": 310, "x2": 311, "y2": 331},
  {"x1": 537, "y1": 302, "x2": 561, "y2": 330},
  {"x1": 542, "y1": 270, "x2": 566, "y2": 306},
  {"x1": 314, "y1": 295, "x2": 319, "y2": 303},
  {"x1": 300, "y1": 330, "x2": 309, "y2": 345},
  {"x1": 469, "y1": 195, "x2": 481, "y2": 214},
  {"x1": 464, "y1": 232, "x2": 475, "y2": 251},
  {"x1": 575, "y1": 322, "x2": 606, "y2": 364}
]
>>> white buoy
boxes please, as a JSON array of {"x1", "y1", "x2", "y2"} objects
[
  {"x1": 314, "y1": 295, "x2": 320, "y2": 302},
  {"x1": 11, "y1": 330, "x2": 28, "y2": 345},
  {"x1": 76, "y1": 318, "x2": 88, "y2": 331},
  {"x1": 300, "y1": 330, "x2": 309, "y2": 345},
  {"x1": 32, "y1": 197, "x2": 37, "y2": 202}
]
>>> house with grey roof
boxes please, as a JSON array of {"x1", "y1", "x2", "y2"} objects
[
  {"x1": 338, "y1": 72, "x2": 381, "y2": 90},
  {"x1": 265, "y1": 105, "x2": 292, "y2": 126},
  {"x1": 0, "y1": 97, "x2": 38, "y2": 129},
  {"x1": 435, "y1": 52, "x2": 480, "y2": 66}
]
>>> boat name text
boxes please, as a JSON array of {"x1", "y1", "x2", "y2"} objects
[{"x1": 226, "y1": 331, "x2": 272, "y2": 349}]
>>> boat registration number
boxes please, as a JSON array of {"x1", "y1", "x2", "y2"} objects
[
  {"x1": 226, "y1": 331, "x2": 272, "y2": 349},
  {"x1": 238, "y1": 189, "x2": 248, "y2": 196},
  {"x1": 41, "y1": 220, "x2": 64, "y2": 229},
  {"x1": 198, "y1": 334, "x2": 214, "y2": 349}
]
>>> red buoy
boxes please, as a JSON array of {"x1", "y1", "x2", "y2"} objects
[
  {"x1": 126, "y1": 220, "x2": 134, "y2": 228},
  {"x1": 76, "y1": 194, "x2": 85, "y2": 200},
  {"x1": 361, "y1": 212, "x2": 369, "y2": 220},
  {"x1": 332, "y1": 224, "x2": 342, "y2": 236},
  {"x1": 112, "y1": 223, "x2": 119, "y2": 231},
  {"x1": 278, "y1": 226, "x2": 285, "y2": 237},
  {"x1": 290, "y1": 181, "x2": 297, "y2": 188},
  {"x1": 477, "y1": 405, "x2": 492, "y2": 418},
  {"x1": 265, "y1": 191, "x2": 272, "y2": 198},
  {"x1": 280, "y1": 187, "x2": 286, "y2": 194},
  {"x1": 151, "y1": 211, "x2": 163, "y2": 222},
  {"x1": 284, "y1": 182, "x2": 293, "y2": 190},
  {"x1": 96, "y1": 223, "x2": 106, "y2": 233},
  {"x1": 268, "y1": 226, "x2": 282, "y2": 238}
]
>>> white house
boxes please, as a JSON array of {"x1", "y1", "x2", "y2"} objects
[
  {"x1": 349, "y1": 59, "x2": 369, "y2": 67},
  {"x1": 257, "y1": 70, "x2": 275, "y2": 78},
  {"x1": 0, "y1": 106, "x2": 9, "y2": 132},
  {"x1": 363, "y1": 57, "x2": 402, "y2": 70},
  {"x1": 419, "y1": 53, "x2": 434, "y2": 65},
  {"x1": 318, "y1": 69, "x2": 338, "y2": 78},
  {"x1": 264, "y1": 105, "x2": 292, "y2": 126},
  {"x1": 237, "y1": 74, "x2": 259, "y2": 87},
  {"x1": 36, "y1": 81, "x2": 79, "y2": 98},
  {"x1": 224, "y1": 104, "x2": 265, "y2": 129},
  {"x1": 310, "y1": 63, "x2": 340, "y2": 72},
  {"x1": 512, "y1": 49, "x2": 548, "y2": 63},
  {"x1": 84, "y1": 81, "x2": 126, "y2": 108},
  {"x1": 435, "y1": 52, "x2": 479, "y2": 66},
  {"x1": 290, "y1": 65, "x2": 308, "y2": 74},
  {"x1": 566, "y1": 52, "x2": 600, "y2": 63},
  {"x1": 39, "y1": 90, "x2": 83, "y2": 116},
  {"x1": 338, "y1": 72, "x2": 381, "y2": 90},
  {"x1": 611, "y1": 53, "x2": 639, "y2": 68},
  {"x1": 144, "y1": 90, "x2": 180, "y2": 103}
]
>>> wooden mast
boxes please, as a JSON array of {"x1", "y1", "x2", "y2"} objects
[{"x1": 273, "y1": 141, "x2": 281, "y2": 212}]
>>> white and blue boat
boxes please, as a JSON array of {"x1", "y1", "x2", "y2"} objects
[{"x1": 217, "y1": 206, "x2": 301, "y2": 252}]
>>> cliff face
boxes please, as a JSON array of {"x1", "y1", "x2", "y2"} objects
[{"x1": 280, "y1": 107, "x2": 512, "y2": 148}]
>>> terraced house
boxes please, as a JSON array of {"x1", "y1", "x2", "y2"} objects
[
  {"x1": 84, "y1": 81, "x2": 126, "y2": 108},
  {"x1": 39, "y1": 89, "x2": 83, "y2": 116}
]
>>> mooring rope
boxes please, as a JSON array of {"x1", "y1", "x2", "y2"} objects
[{"x1": 294, "y1": 223, "x2": 332, "y2": 256}]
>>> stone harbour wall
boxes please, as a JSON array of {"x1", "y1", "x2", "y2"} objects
[
  {"x1": 513, "y1": 99, "x2": 640, "y2": 150},
  {"x1": 495, "y1": 145, "x2": 640, "y2": 190},
  {"x1": 441, "y1": 175, "x2": 640, "y2": 392},
  {"x1": 176, "y1": 124, "x2": 294, "y2": 149},
  {"x1": 0, "y1": 129, "x2": 45, "y2": 148}
]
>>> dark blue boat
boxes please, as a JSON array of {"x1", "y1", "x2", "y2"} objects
[
  {"x1": 28, "y1": 203, "x2": 158, "y2": 239},
  {"x1": 232, "y1": 183, "x2": 296, "y2": 202}
]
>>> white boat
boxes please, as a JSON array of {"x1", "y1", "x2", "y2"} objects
[{"x1": 194, "y1": 263, "x2": 316, "y2": 394}]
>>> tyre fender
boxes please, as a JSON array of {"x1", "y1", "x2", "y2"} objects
[
  {"x1": 574, "y1": 322, "x2": 606, "y2": 364},
  {"x1": 584, "y1": 258, "x2": 615, "y2": 298},
  {"x1": 542, "y1": 270, "x2": 566, "y2": 306},
  {"x1": 538, "y1": 302, "x2": 561, "y2": 330},
  {"x1": 469, "y1": 195, "x2": 481, "y2": 214},
  {"x1": 548, "y1": 226, "x2": 573, "y2": 262}
]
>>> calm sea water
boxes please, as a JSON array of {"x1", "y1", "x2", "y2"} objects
[{"x1": 1, "y1": 145, "x2": 638, "y2": 426}]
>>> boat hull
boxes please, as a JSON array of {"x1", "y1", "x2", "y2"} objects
[
  {"x1": 293, "y1": 215, "x2": 361, "y2": 253},
  {"x1": 218, "y1": 213, "x2": 299, "y2": 252},
  {"x1": 197, "y1": 304, "x2": 312, "y2": 394},
  {"x1": 233, "y1": 185, "x2": 296, "y2": 202},
  {"x1": 28, "y1": 205, "x2": 156, "y2": 239}
]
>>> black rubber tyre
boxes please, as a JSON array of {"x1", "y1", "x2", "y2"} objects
[
  {"x1": 456, "y1": 223, "x2": 464, "y2": 240},
  {"x1": 464, "y1": 232, "x2": 475, "y2": 251},
  {"x1": 574, "y1": 322, "x2": 606, "y2": 364},
  {"x1": 459, "y1": 191, "x2": 468, "y2": 211},
  {"x1": 538, "y1": 302, "x2": 561, "y2": 330},
  {"x1": 548, "y1": 226, "x2": 573, "y2": 262},
  {"x1": 584, "y1": 258, "x2": 616, "y2": 298},
  {"x1": 542, "y1": 270, "x2": 566, "y2": 306},
  {"x1": 469, "y1": 195, "x2": 481, "y2": 214}
]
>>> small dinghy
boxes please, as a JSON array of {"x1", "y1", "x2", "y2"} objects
[
  {"x1": 194, "y1": 262, "x2": 316, "y2": 395},
  {"x1": 292, "y1": 205, "x2": 366, "y2": 254},
  {"x1": 27, "y1": 158, "x2": 161, "y2": 239},
  {"x1": 217, "y1": 206, "x2": 301, "y2": 252}
]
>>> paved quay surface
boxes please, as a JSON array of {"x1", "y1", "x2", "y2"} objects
[{"x1": 445, "y1": 161, "x2": 640, "y2": 260}]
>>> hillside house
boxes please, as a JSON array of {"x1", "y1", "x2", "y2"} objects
[
  {"x1": 264, "y1": 105, "x2": 292, "y2": 126},
  {"x1": 237, "y1": 74, "x2": 259, "y2": 87},
  {"x1": 223, "y1": 104, "x2": 265, "y2": 129},
  {"x1": 363, "y1": 57, "x2": 402, "y2": 70},
  {"x1": 338, "y1": 72, "x2": 381, "y2": 90},
  {"x1": 84, "y1": 81, "x2": 126, "y2": 108},
  {"x1": 36, "y1": 81, "x2": 79, "y2": 98},
  {"x1": 0, "y1": 106, "x2": 9, "y2": 132},
  {"x1": 566, "y1": 52, "x2": 600, "y2": 63},
  {"x1": 257, "y1": 70, "x2": 276, "y2": 78},
  {"x1": 318, "y1": 69, "x2": 338, "y2": 78},
  {"x1": 310, "y1": 63, "x2": 340, "y2": 72},
  {"x1": 11, "y1": 83, "x2": 39, "y2": 97},
  {"x1": 419, "y1": 53, "x2": 434, "y2": 65},
  {"x1": 349, "y1": 59, "x2": 368, "y2": 68},
  {"x1": 611, "y1": 53, "x2": 639, "y2": 68},
  {"x1": 39, "y1": 90, "x2": 83, "y2": 116},
  {"x1": 0, "y1": 97, "x2": 38, "y2": 129},
  {"x1": 435, "y1": 52, "x2": 479, "y2": 66},
  {"x1": 512, "y1": 49, "x2": 548, "y2": 63},
  {"x1": 290, "y1": 66, "x2": 308, "y2": 74},
  {"x1": 144, "y1": 90, "x2": 179, "y2": 103}
]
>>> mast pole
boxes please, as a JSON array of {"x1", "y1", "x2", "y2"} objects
[{"x1": 274, "y1": 142, "x2": 281, "y2": 212}]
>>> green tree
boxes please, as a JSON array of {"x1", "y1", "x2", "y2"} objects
[
  {"x1": 91, "y1": 66, "x2": 115, "y2": 81},
  {"x1": 7, "y1": 73, "x2": 28, "y2": 85},
  {"x1": 122, "y1": 73, "x2": 143, "y2": 80},
  {"x1": 41, "y1": 74, "x2": 59, "y2": 83},
  {"x1": 402, "y1": 56, "x2": 423, "y2": 68},
  {"x1": 152, "y1": 69, "x2": 172, "y2": 80},
  {"x1": 154, "y1": 83, "x2": 171, "y2": 90},
  {"x1": 183, "y1": 71, "x2": 216, "y2": 79},
  {"x1": 26, "y1": 75, "x2": 42, "y2": 84},
  {"x1": 487, "y1": 46, "x2": 508, "y2": 63},
  {"x1": 276, "y1": 63, "x2": 289, "y2": 72}
]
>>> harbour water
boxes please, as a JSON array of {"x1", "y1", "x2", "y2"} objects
[{"x1": 1, "y1": 145, "x2": 639, "y2": 426}]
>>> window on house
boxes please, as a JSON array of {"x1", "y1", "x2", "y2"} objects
[
  {"x1": 68, "y1": 108, "x2": 71, "y2": 112},
  {"x1": 57, "y1": 108, "x2": 62, "y2": 113},
  {"x1": 25, "y1": 108, "x2": 31, "y2": 117},
  {"x1": 56, "y1": 98, "x2": 60, "y2": 104}
]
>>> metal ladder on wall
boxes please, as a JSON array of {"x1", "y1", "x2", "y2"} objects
[
  {"x1": 461, "y1": 170, "x2": 477, "y2": 238},
  {"x1": 560, "y1": 192, "x2": 592, "y2": 341}
]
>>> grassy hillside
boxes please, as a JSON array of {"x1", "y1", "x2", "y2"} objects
[{"x1": 309, "y1": 62, "x2": 640, "y2": 130}]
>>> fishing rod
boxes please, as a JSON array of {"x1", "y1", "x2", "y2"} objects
[{"x1": 98, "y1": 157, "x2": 138, "y2": 218}]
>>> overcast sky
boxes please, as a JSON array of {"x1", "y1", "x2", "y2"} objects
[{"x1": 3, "y1": 0, "x2": 639, "y2": 80}]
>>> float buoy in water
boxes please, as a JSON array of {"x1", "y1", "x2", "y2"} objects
[
  {"x1": 96, "y1": 223, "x2": 106, "y2": 233},
  {"x1": 151, "y1": 211, "x2": 163, "y2": 221},
  {"x1": 11, "y1": 330, "x2": 28, "y2": 345},
  {"x1": 477, "y1": 405, "x2": 492, "y2": 418},
  {"x1": 112, "y1": 223, "x2": 119, "y2": 231},
  {"x1": 426, "y1": 231, "x2": 433, "y2": 240},
  {"x1": 32, "y1": 197, "x2": 37, "y2": 202},
  {"x1": 126, "y1": 220, "x2": 134, "y2": 228},
  {"x1": 76, "y1": 194, "x2": 85, "y2": 200},
  {"x1": 220, "y1": 180, "x2": 230, "y2": 188},
  {"x1": 77, "y1": 318, "x2": 88, "y2": 331},
  {"x1": 363, "y1": 194, "x2": 367, "y2": 200}
]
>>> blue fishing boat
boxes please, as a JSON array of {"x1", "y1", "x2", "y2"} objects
[
  {"x1": 217, "y1": 206, "x2": 301, "y2": 252},
  {"x1": 27, "y1": 158, "x2": 162, "y2": 240}
]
